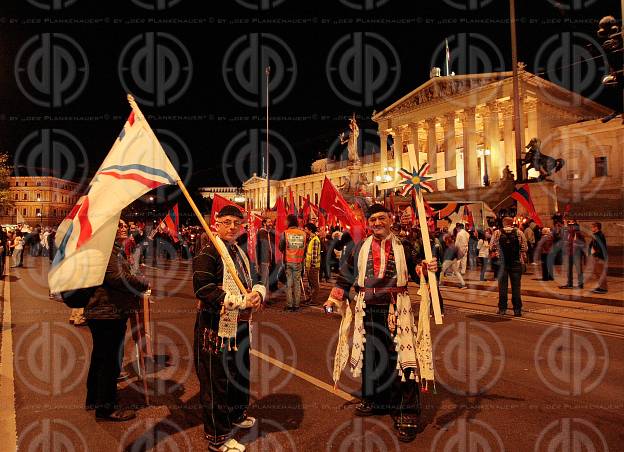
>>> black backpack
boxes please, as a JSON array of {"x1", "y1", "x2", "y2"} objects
[
  {"x1": 60, "y1": 287, "x2": 97, "y2": 309},
  {"x1": 498, "y1": 229, "x2": 520, "y2": 267}
]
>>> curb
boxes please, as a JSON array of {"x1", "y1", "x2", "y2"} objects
[{"x1": 441, "y1": 281, "x2": 622, "y2": 308}]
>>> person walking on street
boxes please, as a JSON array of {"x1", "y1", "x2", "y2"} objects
[
  {"x1": 12, "y1": 232, "x2": 24, "y2": 268},
  {"x1": 440, "y1": 235, "x2": 467, "y2": 288},
  {"x1": 454, "y1": 223, "x2": 470, "y2": 275},
  {"x1": 279, "y1": 215, "x2": 306, "y2": 312},
  {"x1": 477, "y1": 230, "x2": 490, "y2": 281},
  {"x1": 491, "y1": 217, "x2": 528, "y2": 317},
  {"x1": 588, "y1": 222, "x2": 608, "y2": 294},
  {"x1": 559, "y1": 221, "x2": 585, "y2": 289},
  {"x1": 193, "y1": 206, "x2": 265, "y2": 451},
  {"x1": 537, "y1": 227, "x2": 554, "y2": 281},
  {"x1": 524, "y1": 221, "x2": 536, "y2": 264},
  {"x1": 304, "y1": 223, "x2": 321, "y2": 305}
]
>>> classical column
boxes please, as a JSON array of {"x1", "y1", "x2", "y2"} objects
[
  {"x1": 426, "y1": 118, "x2": 437, "y2": 172},
  {"x1": 461, "y1": 107, "x2": 478, "y2": 188},
  {"x1": 484, "y1": 102, "x2": 501, "y2": 183},
  {"x1": 393, "y1": 128, "x2": 403, "y2": 178},
  {"x1": 379, "y1": 130, "x2": 388, "y2": 174},
  {"x1": 408, "y1": 122, "x2": 421, "y2": 168},
  {"x1": 503, "y1": 108, "x2": 514, "y2": 176},
  {"x1": 442, "y1": 112, "x2": 457, "y2": 190}
]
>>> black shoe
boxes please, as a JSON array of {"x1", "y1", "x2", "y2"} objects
[
  {"x1": 95, "y1": 409, "x2": 136, "y2": 422},
  {"x1": 576, "y1": 284, "x2": 584, "y2": 289},
  {"x1": 283, "y1": 306, "x2": 292, "y2": 312},
  {"x1": 591, "y1": 288, "x2": 607, "y2": 294},
  {"x1": 292, "y1": 307, "x2": 300, "y2": 312},
  {"x1": 559, "y1": 285, "x2": 573, "y2": 289},
  {"x1": 396, "y1": 426, "x2": 418, "y2": 443},
  {"x1": 355, "y1": 400, "x2": 374, "y2": 417},
  {"x1": 514, "y1": 310, "x2": 522, "y2": 317},
  {"x1": 497, "y1": 309, "x2": 507, "y2": 315}
]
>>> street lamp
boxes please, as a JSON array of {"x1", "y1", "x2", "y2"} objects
[{"x1": 36, "y1": 195, "x2": 43, "y2": 225}]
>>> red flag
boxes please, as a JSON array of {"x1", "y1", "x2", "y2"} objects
[
  {"x1": 511, "y1": 184, "x2": 543, "y2": 227},
  {"x1": 247, "y1": 212, "x2": 263, "y2": 263},
  {"x1": 302, "y1": 195, "x2": 311, "y2": 224},
  {"x1": 211, "y1": 193, "x2": 244, "y2": 226},
  {"x1": 163, "y1": 203, "x2": 179, "y2": 242},
  {"x1": 463, "y1": 205, "x2": 474, "y2": 230},
  {"x1": 319, "y1": 177, "x2": 364, "y2": 242},
  {"x1": 274, "y1": 197, "x2": 287, "y2": 263},
  {"x1": 288, "y1": 189, "x2": 296, "y2": 215},
  {"x1": 310, "y1": 202, "x2": 325, "y2": 230}
]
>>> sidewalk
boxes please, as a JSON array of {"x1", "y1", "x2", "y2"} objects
[{"x1": 440, "y1": 264, "x2": 623, "y2": 307}]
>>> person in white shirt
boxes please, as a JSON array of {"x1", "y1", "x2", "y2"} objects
[
  {"x1": 477, "y1": 230, "x2": 491, "y2": 281},
  {"x1": 454, "y1": 223, "x2": 470, "y2": 275}
]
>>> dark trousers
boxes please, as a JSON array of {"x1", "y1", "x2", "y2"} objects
[
  {"x1": 478, "y1": 257, "x2": 489, "y2": 280},
  {"x1": 194, "y1": 311, "x2": 250, "y2": 446},
  {"x1": 86, "y1": 318, "x2": 127, "y2": 414},
  {"x1": 497, "y1": 264, "x2": 522, "y2": 312},
  {"x1": 541, "y1": 253, "x2": 553, "y2": 280},
  {"x1": 362, "y1": 304, "x2": 420, "y2": 425},
  {"x1": 566, "y1": 253, "x2": 584, "y2": 286}
]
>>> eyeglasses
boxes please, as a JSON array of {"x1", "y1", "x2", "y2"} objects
[
  {"x1": 118, "y1": 223, "x2": 128, "y2": 229},
  {"x1": 217, "y1": 220, "x2": 243, "y2": 227}
]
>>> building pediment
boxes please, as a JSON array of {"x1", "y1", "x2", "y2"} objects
[
  {"x1": 373, "y1": 73, "x2": 511, "y2": 121},
  {"x1": 242, "y1": 175, "x2": 269, "y2": 186}
]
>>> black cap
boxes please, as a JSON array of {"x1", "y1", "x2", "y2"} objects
[
  {"x1": 217, "y1": 205, "x2": 244, "y2": 219},
  {"x1": 366, "y1": 203, "x2": 389, "y2": 219}
]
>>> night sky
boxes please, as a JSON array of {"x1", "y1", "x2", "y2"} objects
[{"x1": 0, "y1": 0, "x2": 620, "y2": 205}]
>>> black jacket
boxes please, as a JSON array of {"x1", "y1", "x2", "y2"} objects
[
  {"x1": 589, "y1": 231, "x2": 608, "y2": 261},
  {"x1": 84, "y1": 242, "x2": 149, "y2": 320}
]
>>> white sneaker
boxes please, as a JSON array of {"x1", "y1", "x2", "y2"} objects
[
  {"x1": 232, "y1": 416, "x2": 256, "y2": 429},
  {"x1": 209, "y1": 438, "x2": 245, "y2": 452}
]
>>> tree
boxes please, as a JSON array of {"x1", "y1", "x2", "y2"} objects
[{"x1": 0, "y1": 153, "x2": 13, "y2": 211}]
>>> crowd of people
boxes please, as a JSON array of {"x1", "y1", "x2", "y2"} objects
[{"x1": 1, "y1": 206, "x2": 611, "y2": 451}]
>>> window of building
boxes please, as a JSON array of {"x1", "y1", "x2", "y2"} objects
[
  {"x1": 14, "y1": 194, "x2": 18, "y2": 200},
  {"x1": 15, "y1": 181, "x2": 19, "y2": 186},
  {"x1": 36, "y1": 193, "x2": 41, "y2": 200},
  {"x1": 36, "y1": 181, "x2": 41, "y2": 186},
  {"x1": 24, "y1": 182, "x2": 27, "y2": 187},
  {"x1": 23, "y1": 193, "x2": 27, "y2": 200},
  {"x1": 22, "y1": 208, "x2": 27, "y2": 216},
  {"x1": 595, "y1": 157, "x2": 608, "y2": 177},
  {"x1": 53, "y1": 209, "x2": 57, "y2": 216},
  {"x1": 36, "y1": 208, "x2": 41, "y2": 217}
]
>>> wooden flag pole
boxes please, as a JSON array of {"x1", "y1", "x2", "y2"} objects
[
  {"x1": 414, "y1": 190, "x2": 443, "y2": 325},
  {"x1": 126, "y1": 94, "x2": 248, "y2": 295}
]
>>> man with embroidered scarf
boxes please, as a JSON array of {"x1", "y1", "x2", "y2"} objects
[
  {"x1": 324, "y1": 203, "x2": 437, "y2": 443},
  {"x1": 193, "y1": 205, "x2": 266, "y2": 452}
]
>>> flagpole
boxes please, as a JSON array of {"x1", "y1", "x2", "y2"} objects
[{"x1": 127, "y1": 94, "x2": 249, "y2": 295}]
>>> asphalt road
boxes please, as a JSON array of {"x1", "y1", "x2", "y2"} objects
[{"x1": 1, "y1": 256, "x2": 623, "y2": 451}]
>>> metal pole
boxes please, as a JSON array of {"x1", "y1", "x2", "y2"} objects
[
  {"x1": 510, "y1": 0, "x2": 524, "y2": 181},
  {"x1": 265, "y1": 66, "x2": 271, "y2": 211}
]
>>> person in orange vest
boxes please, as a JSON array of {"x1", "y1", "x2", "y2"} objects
[{"x1": 279, "y1": 214, "x2": 306, "y2": 312}]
